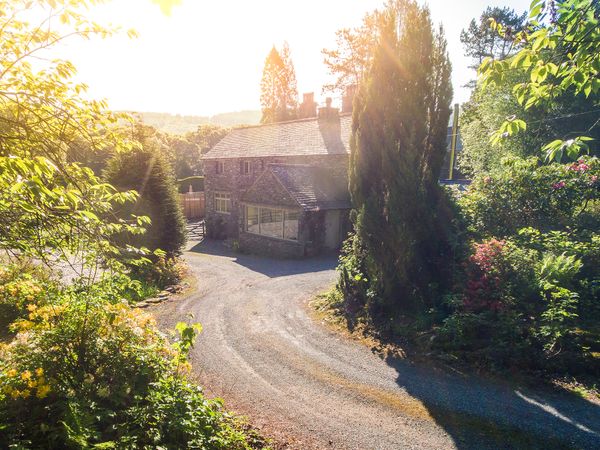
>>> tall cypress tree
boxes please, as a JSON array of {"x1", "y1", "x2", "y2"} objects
[
  {"x1": 349, "y1": 0, "x2": 452, "y2": 314},
  {"x1": 259, "y1": 44, "x2": 298, "y2": 124}
]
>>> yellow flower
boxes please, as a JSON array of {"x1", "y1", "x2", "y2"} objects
[
  {"x1": 36, "y1": 384, "x2": 51, "y2": 399},
  {"x1": 35, "y1": 368, "x2": 43, "y2": 377},
  {"x1": 6, "y1": 369, "x2": 17, "y2": 378},
  {"x1": 9, "y1": 389, "x2": 20, "y2": 399},
  {"x1": 20, "y1": 389, "x2": 31, "y2": 398},
  {"x1": 20, "y1": 370, "x2": 31, "y2": 381}
]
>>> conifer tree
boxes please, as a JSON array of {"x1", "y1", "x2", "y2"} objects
[
  {"x1": 259, "y1": 44, "x2": 298, "y2": 123},
  {"x1": 105, "y1": 124, "x2": 186, "y2": 257},
  {"x1": 348, "y1": 0, "x2": 453, "y2": 313}
]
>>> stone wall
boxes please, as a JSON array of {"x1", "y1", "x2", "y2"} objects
[{"x1": 239, "y1": 232, "x2": 305, "y2": 258}]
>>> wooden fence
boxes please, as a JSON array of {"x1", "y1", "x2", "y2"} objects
[{"x1": 179, "y1": 191, "x2": 205, "y2": 219}]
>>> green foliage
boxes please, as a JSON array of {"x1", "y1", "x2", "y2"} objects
[
  {"x1": 0, "y1": 155, "x2": 148, "y2": 276},
  {"x1": 479, "y1": 0, "x2": 600, "y2": 162},
  {"x1": 0, "y1": 2, "x2": 264, "y2": 448},
  {"x1": 458, "y1": 4, "x2": 599, "y2": 177},
  {"x1": 438, "y1": 232, "x2": 599, "y2": 372},
  {"x1": 459, "y1": 156, "x2": 600, "y2": 237},
  {"x1": 347, "y1": 0, "x2": 454, "y2": 313},
  {"x1": 259, "y1": 43, "x2": 298, "y2": 124},
  {"x1": 460, "y1": 6, "x2": 527, "y2": 72},
  {"x1": 0, "y1": 287, "x2": 262, "y2": 449},
  {"x1": 322, "y1": 10, "x2": 379, "y2": 94},
  {"x1": 105, "y1": 127, "x2": 186, "y2": 257},
  {"x1": 449, "y1": 156, "x2": 599, "y2": 372}
]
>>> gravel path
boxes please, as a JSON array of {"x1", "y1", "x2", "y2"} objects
[{"x1": 155, "y1": 240, "x2": 600, "y2": 450}]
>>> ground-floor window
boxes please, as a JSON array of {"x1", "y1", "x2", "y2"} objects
[
  {"x1": 214, "y1": 192, "x2": 231, "y2": 214},
  {"x1": 244, "y1": 205, "x2": 300, "y2": 241}
]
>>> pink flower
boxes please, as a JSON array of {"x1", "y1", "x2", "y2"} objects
[
  {"x1": 552, "y1": 181, "x2": 566, "y2": 190},
  {"x1": 569, "y1": 160, "x2": 590, "y2": 173}
]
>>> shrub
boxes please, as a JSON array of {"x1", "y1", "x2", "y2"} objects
[
  {"x1": 105, "y1": 145, "x2": 186, "y2": 257},
  {"x1": 438, "y1": 232, "x2": 600, "y2": 374},
  {"x1": 459, "y1": 156, "x2": 599, "y2": 238},
  {"x1": 0, "y1": 288, "x2": 262, "y2": 449},
  {"x1": 130, "y1": 255, "x2": 185, "y2": 290},
  {"x1": 0, "y1": 259, "x2": 60, "y2": 333},
  {"x1": 437, "y1": 239, "x2": 540, "y2": 369}
]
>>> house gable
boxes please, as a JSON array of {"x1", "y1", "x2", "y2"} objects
[{"x1": 242, "y1": 169, "x2": 300, "y2": 209}]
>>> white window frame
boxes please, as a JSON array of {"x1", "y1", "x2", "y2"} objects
[
  {"x1": 244, "y1": 204, "x2": 300, "y2": 241},
  {"x1": 214, "y1": 191, "x2": 231, "y2": 214}
]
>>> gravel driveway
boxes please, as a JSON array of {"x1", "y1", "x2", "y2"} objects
[{"x1": 155, "y1": 240, "x2": 600, "y2": 450}]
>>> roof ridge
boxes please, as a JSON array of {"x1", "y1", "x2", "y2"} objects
[
  {"x1": 234, "y1": 116, "x2": 319, "y2": 130},
  {"x1": 233, "y1": 112, "x2": 352, "y2": 131}
]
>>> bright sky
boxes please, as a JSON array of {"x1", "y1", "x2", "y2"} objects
[{"x1": 56, "y1": 0, "x2": 529, "y2": 116}]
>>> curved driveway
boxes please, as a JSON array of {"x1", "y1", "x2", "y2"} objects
[{"x1": 155, "y1": 240, "x2": 600, "y2": 449}]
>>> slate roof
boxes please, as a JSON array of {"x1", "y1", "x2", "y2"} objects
[
  {"x1": 203, "y1": 114, "x2": 352, "y2": 160},
  {"x1": 267, "y1": 164, "x2": 351, "y2": 211}
]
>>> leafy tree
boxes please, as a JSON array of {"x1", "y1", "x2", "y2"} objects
[
  {"x1": 460, "y1": 7, "x2": 527, "y2": 71},
  {"x1": 259, "y1": 43, "x2": 298, "y2": 123},
  {"x1": 322, "y1": 11, "x2": 379, "y2": 94},
  {"x1": 105, "y1": 125, "x2": 186, "y2": 257},
  {"x1": 347, "y1": 0, "x2": 453, "y2": 314},
  {"x1": 459, "y1": 69, "x2": 600, "y2": 176},
  {"x1": 480, "y1": 0, "x2": 600, "y2": 162},
  {"x1": 164, "y1": 124, "x2": 229, "y2": 179},
  {"x1": 0, "y1": 0, "x2": 146, "y2": 279}
]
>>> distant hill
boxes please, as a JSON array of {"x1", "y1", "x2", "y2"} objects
[{"x1": 129, "y1": 110, "x2": 261, "y2": 135}]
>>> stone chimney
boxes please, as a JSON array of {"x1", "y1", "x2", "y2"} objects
[
  {"x1": 342, "y1": 85, "x2": 356, "y2": 113},
  {"x1": 298, "y1": 92, "x2": 317, "y2": 119},
  {"x1": 318, "y1": 97, "x2": 339, "y2": 122}
]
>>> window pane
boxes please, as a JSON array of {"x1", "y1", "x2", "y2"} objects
[
  {"x1": 215, "y1": 192, "x2": 231, "y2": 213},
  {"x1": 246, "y1": 206, "x2": 259, "y2": 233},
  {"x1": 284, "y1": 211, "x2": 299, "y2": 240},
  {"x1": 260, "y1": 208, "x2": 283, "y2": 238}
]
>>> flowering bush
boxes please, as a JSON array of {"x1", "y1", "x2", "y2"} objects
[
  {"x1": 0, "y1": 284, "x2": 264, "y2": 449},
  {"x1": 438, "y1": 228, "x2": 600, "y2": 373},
  {"x1": 0, "y1": 260, "x2": 58, "y2": 314},
  {"x1": 462, "y1": 239, "x2": 537, "y2": 313},
  {"x1": 460, "y1": 156, "x2": 599, "y2": 238}
]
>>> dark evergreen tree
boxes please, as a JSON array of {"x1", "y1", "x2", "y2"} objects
[
  {"x1": 105, "y1": 125, "x2": 186, "y2": 256},
  {"x1": 259, "y1": 44, "x2": 298, "y2": 123},
  {"x1": 348, "y1": 0, "x2": 453, "y2": 314}
]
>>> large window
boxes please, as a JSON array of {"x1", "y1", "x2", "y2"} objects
[
  {"x1": 214, "y1": 192, "x2": 231, "y2": 214},
  {"x1": 244, "y1": 205, "x2": 299, "y2": 241}
]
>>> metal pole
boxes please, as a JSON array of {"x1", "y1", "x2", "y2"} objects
[{"x1": 449, "y1": 103, "x2": 459, "y2": 181}]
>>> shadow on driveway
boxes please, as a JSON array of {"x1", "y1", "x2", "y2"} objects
[
  {"x1": 384, "y1": 354, "x2": 600, "y2": 449},
  {"x1": 187, "y1": 239, "x2": 338, "y2": 278}
]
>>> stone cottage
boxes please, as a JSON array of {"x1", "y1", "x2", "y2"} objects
[{"x1": 202, "y1": 94, "x2": 353, "y2": 257}]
